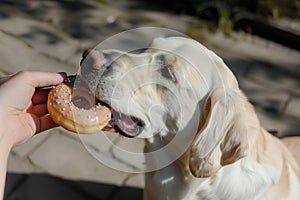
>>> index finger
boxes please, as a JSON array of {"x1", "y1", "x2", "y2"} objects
[{"x1": 20, "y1": 71, "x2": 67, "y2": 88}]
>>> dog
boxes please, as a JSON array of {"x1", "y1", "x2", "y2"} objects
[{"x1": 79, "y1": 36, "x2": 300, "y2": 200}]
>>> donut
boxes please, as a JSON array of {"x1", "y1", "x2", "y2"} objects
[{"x1": 47, "y1": 82, "x2": 111, "y2": 134}]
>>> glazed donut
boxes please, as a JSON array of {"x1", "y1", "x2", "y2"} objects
[{"x1": 47, "y1": 82, "x2": 111, "y2": 134}]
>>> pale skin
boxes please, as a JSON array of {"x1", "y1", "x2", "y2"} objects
[{"x1": 0, "y1": 71, "x2": 65, "y2": 199}]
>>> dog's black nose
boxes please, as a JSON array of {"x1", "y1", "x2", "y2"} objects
[{"x1": 80, "y1": 49, "x2": 105, "y2": 70}]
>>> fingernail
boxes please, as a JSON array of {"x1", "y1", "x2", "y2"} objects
[{"x1": 58, "y1": 72, "x2": 67, "y2": 79}]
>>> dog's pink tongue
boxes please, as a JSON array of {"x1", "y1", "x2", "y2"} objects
[{"x1": 121, "y1": 115, "x2": 137, "y2": 131}]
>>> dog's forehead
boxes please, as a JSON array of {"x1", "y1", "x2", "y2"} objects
[
  {"x1": 86, "y1": 37, "x2": 221, "y2": 90},
  {"x1": 102, "y1": 37, "x2": 210, "y2": 70},
  {"x1": 150, "y1": 37, "x2": 190, "y2": 51}
]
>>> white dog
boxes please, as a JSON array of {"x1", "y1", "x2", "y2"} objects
[{"x1": 79, "y1": 37, "x2": 300, "y2": 200}]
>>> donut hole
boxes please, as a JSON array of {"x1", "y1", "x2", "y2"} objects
[
  {"x1": 71, "y1": 86, "x2": 96, "y2": 110},
  {"x1": 72, "y1": 96, "x2": 92, "y2": 109}
]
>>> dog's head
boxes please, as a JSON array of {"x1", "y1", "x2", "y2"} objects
[
  {"x1": 79, "y1": 37, "x2": 212, "y2": 138},
  {"x1": 79, "y1": 36, "x2": 260, "y2": 176}
]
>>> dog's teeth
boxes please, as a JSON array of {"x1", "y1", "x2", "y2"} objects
[{"x1": 107, "y1": 121, "x2": 113, "y2": 128}]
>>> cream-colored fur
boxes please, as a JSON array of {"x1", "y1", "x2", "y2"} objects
[{"x1": 80, "y1": 37, "x2": 300, "y2": 200}]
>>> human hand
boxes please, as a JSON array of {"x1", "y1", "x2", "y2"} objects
[{"x1": 0, "y1": 71, "x2": 66, "y2": 149}]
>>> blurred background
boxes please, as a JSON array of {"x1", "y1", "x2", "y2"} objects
[{"x1": 1, "y1": 0, "x2": 299, "y2": 199}]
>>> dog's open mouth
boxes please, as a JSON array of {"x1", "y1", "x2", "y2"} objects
[{"x1": 105, "y1": 110, "x2": 145, "y2": 138}]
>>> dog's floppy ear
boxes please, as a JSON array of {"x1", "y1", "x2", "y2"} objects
[{"x1": 189, "y1": 87, "x2": 250, "y2": 178}]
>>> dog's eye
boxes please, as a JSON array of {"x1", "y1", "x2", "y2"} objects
[
  {"x1": 153, "y1": 53, "x2": 177, "y2": 83},
  {"x1": 161, "y1": 65, "x2": 177, "y2": 83}
]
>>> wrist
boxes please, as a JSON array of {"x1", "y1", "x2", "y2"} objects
[
  {"x1": 0, "y1": 127, "x2": 11, "y2": 200},
  {"x1": 0, "y1": 124, "x2": 13, "y2": 158}
]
